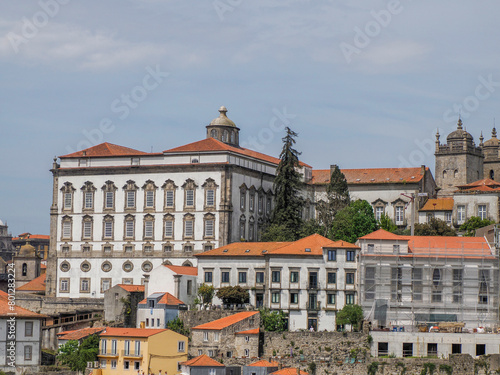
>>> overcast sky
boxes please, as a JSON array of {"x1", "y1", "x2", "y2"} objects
[{"x1": 1, "y1": 1, "x2": 500, "y2": 235}]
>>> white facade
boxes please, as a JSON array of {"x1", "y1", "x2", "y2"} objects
[
  {"x1": 147, "y1": 265, "x2": 198, "y2": 306},
  {"x1": 0, "y1": 317, "x2": 42, "y2": 369}
]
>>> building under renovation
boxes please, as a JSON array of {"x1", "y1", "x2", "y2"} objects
[{"x1": 358, "y1": 229, "x2": 499, "y2": 330}]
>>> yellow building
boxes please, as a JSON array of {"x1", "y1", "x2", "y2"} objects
[{"x1": 97, "y1": 327, "x2": 188, "y2": 375}]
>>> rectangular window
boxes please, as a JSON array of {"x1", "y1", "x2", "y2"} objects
[
  {"x1": 124, "y1": 360, "x2": 130, "y2": 370},
  {"x1": 290, "y1": 292, "x2": 298, "y2": 304},
  {"x1": 124, "y1": 340, "x2": 130, "y2": 356},
  {"x1": 240, "y1": 192, "x2": 246, "y2": 210},
  {"x1": 327, "y1": 249, "x2": 336, "y2": 261},
  {"x1": 104, "y1": 221, "x2": 113, "y2": 238},
  {"x1": 367, "y1": 244, "x2": 374, "y2": 253},
  {"x1": 392, "y1": 267, "x2": 402, "y2": 302},
  {"x1": 365, "y1": 267, "x2": 376, "y2": 301},
  {"x1": 185, "y1": 220, "x2": 194, "y2": 237},
  {"x1": 144, "y1": 221, "x2": 154, "y2": 238},
  {"x1": 427, "y1": 343, "x2": 438, "y2": 357},
  {"x1": 403, "y1": 343, "x2": 413, "y2": 357},
  {"x1": 245, "y1": 349, "x2": 250, "y2": 357},
  {"x1": 101, "y1": 359, "x2": 107, "y2": 369},
  {"x1": 205, "y1": 271, "x2": 213, "y2": 283},
  {"x1": 206, "y1": 189, "x2": 215, "y2": 206},
  {"x1": 239, "y1": 271, "x2": 247, "y2": 283},
  {"x1": 80, "y1": 278, "x2": 90, "y2": 292},
  {"x1": 214, "y1": 332, "x2": 219, "y2": 342},
  {"x1": 346, "y1": 272, "x2": 355, "y2": 285},
  {"x1": 272, "y1": 292, "x2": 280, "y2": 303},
  {"x1": 203, "y1": 332, "x2": 209, "y2": 342},
  {"x1": 445, "y1": 212, "x2": 452, "y2": 224},
  {"x1": 187, "y1": 280, "x2": 193, "y2": 295},
  {"x1": 25, "y1": 321, "x2": 33, "y2": 337},
  {"x1": 412, "y1": 268, "x2": 423, "y2": 301},
  {"x1": 205, "y1": 219, "x2": 214, "y2": 237},
  {"x1": 125, "y1": 221, "x2": 134, "y2": 238},
  {"x1": 60, "y1": 279, "x2": 69, "y2": 292},
  {"x1": 476, "y1": 344, "x2": 486, "y2": 356},
  {"x1": 178, "y1": 341, "x2": 185, "y2": 352},
  {"x1": 256, "y1": 271, "x2": 264, "y2": 283},
  {"x1": 393, "y1": 244, "x2": 400, "y2": 254},
  {"x1": 239, "y1": 221, "x2": 245, "y2": 239},
  {"x1": 62, "y1": 221, "x2": 71, "y2": 239},
  {"x1": 64, "y1": 193, "x2": 72, "y2": 209},
  {"x1": 457, "y1": 205, "x2": 466, "y2": 224},
  {"x1": 166, "y1": 190, "x2": 174, "y2": 208},
  {"x1": 452, "y1": 344, "x2": 462, "y2": 354},
  {"x1": 249, "y1": 194, "x2": 254, "y2": 211},
  {"x1": 395, "y1": 206, "x2": 404, "y2": 225},
  {"x1": 101, "y1": 339, "x2": 107, "y2": 354},
  {"x1": 221, "y1": 271, "x2": 230, "y2": 283},
  {"x1": 327, "y1": 294, "x2": 336, "y2": 305},
  {"x1": 84, "y1": 192, "x2": 93, "y2": 209},
  {"x1": 346, "y1": 293, "x2": 354, "y2": 305},
  {"x1": 134, "y1": 361, "x2": 140, "y2": 370},
  {"x1": 145, "y1": 191, "x2": 154, "y2": 208},
  {"x1": 327, "y1": 272, "x2": 336, "y2": 284},
  {"x1": 164, "y1": 220, "x2": 173, "y2": 237},
  {"x1": 104, "y1": 245, "x2": 112, "y2": 253},
  {"x1": 111, "y1": 340, "x2": 117, "y2": 355},
  {"x1": 346, "y1": 250, "x2": 355, "y2": 262},
  {"x1": 453, "y1": 269, "x2": 463, "y2": 303},
  {"x1": 375, "y1": 206, "x2": 383, "y2": 221},
  {"x1": 105, "y1": 192, "x2": 114, "y2": 208},
  {"x1": 266, "y1": 198, "x2": 271, "y2": 214},
  {"x1": 378, "y1": 342, "x2": 388, "y2": 357},
  {"x1": 478, "y1": 204, "x2": 487, "y2": 220},
  {"x1": 111, "y1": 360, "x2": 117, "y2": 369},
  {"x1": 126, "y1": 191, "x2": 136, "y2": 208},
  {"x1": 272, "y1": 270, "x2": 280, "y2": 283},
  {"x1": 135, "y1": 341, "x2": 140, "y2": 355},
  {"x1": 479, "y1": 269, "x2": 489, "y2": 304},
  {"x1": 258, "y1": 196, "x2": 263, "y2": 213},
  {"x1": 290, "y1": 271, "x2": 299, "y2": 283},
  {"x1": 83, "y1": 221, "x2": 92, "y2": 239},
  {"x1": 24, "y1": 345, "x2": 32, "y2": 361},
  {"x1": 186, "y1": 190, "x2": 194, "y2": 207}
]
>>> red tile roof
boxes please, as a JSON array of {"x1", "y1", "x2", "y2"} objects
[
  {"x1": 420, "y1": 198, "x2": 454, "y2": 211},
  {"x1": 197, "y1": 234, "x2": 357, "y2": 258},
  {"x1": 99, "y1": 327, "x2": 167, "y2": 338},
  {"x1": 193, "y1": 311, "x2": 259, "y2": 330},
  {"x1": 235, "y1": 328, "x2": 260, "y2": 335},
  {"x1": 270, "y1": 368, "x2": 308, "y2": 375},
  {"x1": 57, "y1": 327, "x2": 105, "y2": 341},
  {"x1": 181, "y1": 354, "x2": 224, "y2": 367},
  {"x1": 164, "y1": 138, "x2": 311, "y2": 167},
  {"x1": 164, "y1": 265, "x2": 198, "y2": 276},
  {"x1": 310, "y1": 167, "x2": 427, "y2": 185},
  {"x1": 17, "y1": 274, "x2": 46, "y2": 292},
  {"x1": 12, "y1": 234, "x2": 50, "y2": 241},
  {"x1": 360, "y1": 229, "x2": 407, "y2": 241},
  {"x1": 0, "y1": 294, "x2": 46, "y2": 318},
  {"x1": 138, "y1": 292, "x2": 185, "y2": 306},
  {"x1": 248, "y1": 360, "x2": 279, "y2": 367},
  {"x1": 117, "y1": 284, "x2": 145, "y2": 292},
  {"x1": 457, "y1": 178, "x2": 500, "y2": 189},
  {"x1": 60, "y1": 142, "x2": 148, "y2": 158}
]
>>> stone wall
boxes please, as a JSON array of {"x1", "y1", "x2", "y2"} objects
[
  {"x1": 179, "y1": 309, "x2": 238, "y2": 328},
  {"x1": 15, "y1": 295, "x2": 104, "y2": 315}
]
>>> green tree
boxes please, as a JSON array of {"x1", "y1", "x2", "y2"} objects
[
  {"x1": 216, "y1": 285, "x2": 250, "y2": 305},
  {"x1": 197, "y1": 283, "x2": 215, "y2": 308},
  {"x1": 263, "y1": 127, "x2": 304, "y2": 241},
  {"x1": 378, "y1": 213, "x2": 397, "y2": 232},
  {"x1": 260, "y1": 308, "x2": 287, "y2": 332},
  {"x1": 459, "y1": 216, "x2": 495, "y2": 236},
  {"x1": 330, "y1": 200, "x2": 378, "y2": 243},
  {"x1": 414, "y1": 218, "x2": 456, "y2": 236},
  {"x1": 167, "y1": 316, "x2": 190, "y2": 336},
  {"x1": 336, "y1": 304, "x2": 364, "y2": 331},
  {"x1": 299, "y1": 219, "x2": 325, "y2": 238},
  {"x1": 57, "y1": 334, "x2": 99, "y2": 372}
]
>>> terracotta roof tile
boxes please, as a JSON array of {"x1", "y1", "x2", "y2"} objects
[
  {"x1": 235, "y1": 328, "x2": 260, "y2": 335},
  {"x1": 181, "y1": 354, "x2": 225, "y2": 367},
  {"x1": 196, "y1": 241, "x2": 289, "y2": 257},
  {"x1": 164, "y1": 138, "x2": 311, "y2": 167},
  {"x1": 310, "y1": 167, "x2": 427, "y2": 185},
  {"x1": 99, "y1": 327, "x2": 167, "y2": 338},
  {"x1": 420, "y1": 198, "x2": 454, "y2": 211},
  {"x1": 12, "y1": 234, "x2": 50, "y2": 240},
  {"x1": 248, "y1": 360, "x2": 279, "y2": 367},
  {"x1": 359, "y1": 229, "x2": 404, "y2": 240},
  {"x1": 270, "y1": 368, "x2": 308, "y2": 375},
  {"x1": 58, "y1": 327, "x2": 105, "y2": 341},
  {"x1": 164, "y1": 265, "x2": 198, "y2": 276},
  {"x1": 17, "y1": 274, "x2": 46, "y2": 292},
  {"x1": 457, "y1": 178, "x2": 500, "y2": 189},
  {"x1": 138, "y1": 292, "x2": 185, "y2": 306},
  {"x1": 193, "y1": 311, "x2": 259, "y2": 330},
  {"x1": 0, "y1": 295, "x2": 46, "y2": 318},
  {"x1": 117, "y1": 284, "x2": 144, "y2": 292},
  {"x1": 60, "y1": 142, "x2": 148, "y2": 158}
]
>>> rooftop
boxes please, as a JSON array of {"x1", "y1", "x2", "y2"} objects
[
  {"x1": 248, "y1": 360, "x2": 280, "y2": 367},
  {"x1": 116, "y1": 284, "x2": 145, "y2": 293},
  {"x1": 99, "y1": 327, "x2": 168, "y2": 338},
  {"x1": 17, "y1": 273, "x2": 46, "y2": 292},
  {"x1": 310, "y1": 167, "x2": 427, "y2": 185},
  {"x1": 138, "y1": 292, "x2": 185, "y2": 306},
  {"x1": 192, "y1": 311, "x2": 259, "y2": 330},
  {"x1": 235, "y1": 328, "x2": 260, "y2": 335},
  {"x1": 0, "y1": 294, "x2": 46, "y2": 318},
  {"x1": 181, "y1": 354, "x2": 225, "y2": 367},
  {"x1": 57, "y1": 327, "x2": 105, "y2": 341},
  {"x1": 60, "y1": 142, "x2": 148, "y2": 158},
  {"x1": 164, "y1": 264, "x2": 198, "y2": 276},
  {"x1": 270, "y1": 368, "x2": 308, "y2": 375},
  {"x1": 419, "y1": 198, "x2": 454, "y2": 212}
]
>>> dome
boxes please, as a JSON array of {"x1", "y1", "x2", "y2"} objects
[
  {"x1": 19, "y1": 244, "x2": 36, "y2": 257},
  {"x1": 446, "y1": 118, "x2": 473, "y2": 143},
  {"x1": 483, "y1": 127, "x2": 499, "y2": 147},
  {"x1": 209, "y1": 106, "x2": 236, "y2": 127}
]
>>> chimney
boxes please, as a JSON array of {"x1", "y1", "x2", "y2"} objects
[
  {"x1": 143, "y1": 274, "x2": 150, "y2": 297},
  {"x1": 421, "y1": 165, "x2": 425, "y2": 175}
]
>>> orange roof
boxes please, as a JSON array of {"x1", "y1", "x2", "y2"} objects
[
  {"x1": 461, "y1": 185, "x2": 500, "y2": 193},
  {"x1": 359, "y1": 229, "x2": 404, "y2": 241},
  {"x1": 17, "y1": 274, "x2": 46, "y2": 292},
  {"x1": 164, "y1": 265, "x2": 198, "y2": 276},
  {"x1": 12, "y1": 234, "x2": 50, "y2": 241},
  {"x1": 457, "y1": 178, "x2": 500, "y2": 189},
  {"x1": 270, "y1": 368, "x2": 308, "y2": 375},
  {"x1": 60, "y1": 142, "x2": 148, "y2": 158},
  {"x1": 139, "y1": 292, "x2": 185, "y2": 306},
  {"x1": 57, "y1": 327, "x2": 105, "y2": 341},
  {"x1": 99, "y1": 327, "x2": 167, "y2": 338},
  {"x1": 235, "y1": 328, "x2": 260, "y2": 335},
  {"x1": 197, "y1": 234, "x2": 357, "y2": 258},
  {"x1": 41, "y1": 264, "x2": 47, "y2": 269},
  {"x1": 420, "y1": 198, "x2": 454, "y2": 212},
  {"x1": 0, "y1": 290, "x2": 8, "y2": 298},
  {"x1": 248, "y1": 360, "x2": 279, "y2": 367},
  {"x1": 310, "y1": 167, "x2": 427, "y2": 185},
  {"x1": 0, "y1": 295, "x2": 46, "y2": 318},
  {"x1": 193, "y1": 311, "x2": 259, "y2": 330},
  {"x1": 181, "y1": 354, "x2": 224, "y2": 367},
  {"x1": 117, "y1": 284, "x2": 144, "y2": 292},
  {"x1": 164, "y1": 137, "x2": 311, "y2": 168}
]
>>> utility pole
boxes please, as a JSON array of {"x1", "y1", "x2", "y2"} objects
[{"x1": 401, "y1": 192, "x2": 427, "y2": 236}]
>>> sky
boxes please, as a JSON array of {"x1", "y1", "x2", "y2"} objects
[{"x1": 1, "y1": 0, "x2": 500, "y2": 236}]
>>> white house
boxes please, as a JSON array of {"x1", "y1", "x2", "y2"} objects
[
  {"x1": 418, "y1": 198, "x2": 454, "y2": 224},
  {"x1": 196, "y1": 233, "x2": 360, "y2": 331},
  {"x1": 137, "y1": 292, "x2": 187, "y2": 329},
  {"x1": 147, "y1": 264, "x2": 198, "y2": 306}
]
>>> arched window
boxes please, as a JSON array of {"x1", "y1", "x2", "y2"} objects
[
  {"x1": 443, "y1": 170, "x2": 447, "y2": 179},
  {"x1": 222, "y1": 130, "x2": 228, "y2": 142},
  {"x1": 490, "y1": 170, "x2": 494, "y2": 180},
  {"x1": 230, "y1": 131, "x2": 235, "y2": 144},
  {"x1": 22, "y1": 263, "x2": 27, "y2": 276},
  {"x1": 210, "y1": 129, "x2": 217, "y2": 138},
  {"x1": 454, "y1": 170, "x2": 458, "y2": 178}
]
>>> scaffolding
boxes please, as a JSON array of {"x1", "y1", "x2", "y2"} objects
[{"x1": 361, "y1": 233, "x2": 499, "y2": 332}]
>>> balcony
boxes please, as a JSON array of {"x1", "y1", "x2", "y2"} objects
[
  {"x1": 98, "y1": 351, "x2": 119, "y2": 358},
  {"x1": 306, "y1": 301, "x2": 321, "y2": 311},
  {"x1": 122, "y1": 350, "x2": 143, "y2": 358}
]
